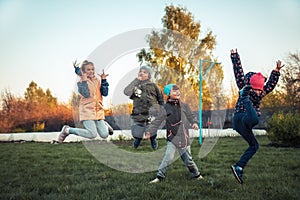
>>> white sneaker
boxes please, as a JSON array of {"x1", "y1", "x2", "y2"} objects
[
  {"x1": 196, "y1": 175, "x2": 204, "y2": 180},
  {"x1": 58, "y1": 125, "x2": 69, "y2": 143},
  {"x1": 149, "y1": 178, "x2": 160, "y2": 184}
]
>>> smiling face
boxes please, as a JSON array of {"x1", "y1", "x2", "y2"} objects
[
  {"x1": 252, "y1": 88, "x2": 263, "y2": 96},
  {"x1": 169, "y1": 87, "x2": 181, "y2": 100},
  {"x1": 138, "y1": 69, "x2": 150, "y2": 81},
  {"x1": 83, "y1": 64, "x2": 95, "y2": 79}
]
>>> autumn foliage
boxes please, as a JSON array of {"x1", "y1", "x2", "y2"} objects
[{"x1": 0, "y1": 81, "x2": 74, "y2": 133}]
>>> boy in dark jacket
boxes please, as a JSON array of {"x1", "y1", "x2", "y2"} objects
[
  {"x1": 230, "y1": 49, "x2": 284, "y2": 184},
  {"x1": 147, "y1": 84, "x2": 203, "y2": 183},
  {"x1": 124, "y1": 66, "x2": 164, "y2": 149}
]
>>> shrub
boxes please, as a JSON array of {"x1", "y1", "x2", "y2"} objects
[
  {"x1": 12, "y1": 128, "x2": 26, "y2": 133},
  {"x1": 266, "y1": 111, "x2": 300, "y2": 147},
  {"x1": 33, "y1": 122, "x2": 45, "y2": 132}
]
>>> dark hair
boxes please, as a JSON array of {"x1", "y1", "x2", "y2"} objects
[{"x1": 81, "y1": 60, "x2": 94, "y2": 71}]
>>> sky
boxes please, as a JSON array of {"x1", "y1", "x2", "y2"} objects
[{"x1": 0, "y1": 0, "x2": 299, "y2": 105}]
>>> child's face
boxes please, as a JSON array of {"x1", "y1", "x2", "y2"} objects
[
  {"x1": 169, "y1": 88, "x2": 180, "y2": 99},
  {"x1": 138, "y1": 69, "x2": 149, "y2": 81},
  {"x1": 253, "y1": 89, "x2": 263, "y2": 96},
  {"x1": 83, "y1": 64, "x2": 95, "y2": 78}
]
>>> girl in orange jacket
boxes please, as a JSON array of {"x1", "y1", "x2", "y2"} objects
[{"x1": 58, "y1": 60, "x2": 113, "y2": 143}]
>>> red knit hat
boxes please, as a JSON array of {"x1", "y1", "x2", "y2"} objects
[{"x1": 249, "y1": 72, "x2": 266, "y2": 91}]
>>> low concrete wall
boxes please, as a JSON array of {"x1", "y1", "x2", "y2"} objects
[{"x1": 0, "y1": 129, "x2": 267, "y2": 143}]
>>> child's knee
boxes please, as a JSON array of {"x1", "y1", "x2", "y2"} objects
[
  {"x1": 101, "y1": 133, "x2": 109, "y2": 139},
  {"x1": 250, "y1": 142, "x2": 259, "y2": 152},
  {"x1": 255, "y1": 142, "x2": 259, "y2": 151},
  {"x1": 252, "y1": 116, "x2": 259, "y2": 126},
  {"x1": 87, "y1": 131, "x2": 97, "y2": 139}
]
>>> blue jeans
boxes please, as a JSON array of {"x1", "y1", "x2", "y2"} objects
[
  {"x1": 69, "y1": 120, "x2": 109, "y2": 139},
  {"x1": 233, "y1": 97, "x2": 259, "y2": 168},
  {"x1": 157, "y1": 141, "x2": 200, "y2": 178}
]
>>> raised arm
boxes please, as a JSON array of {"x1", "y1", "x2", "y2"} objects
[
  {"x1": 263, "y1": 60, "x2": 283, "y2": 94},
  {"x1": 230, "y1": 49, "x2": 245, "y2": 90},
  {"x1": 98, "y1": 70, "x2": 109, "y2": 96},
  {"x1": 123, "y1": 78, "x2": 140, "y2": 97},
  {"x1": 100, "y1": 79, "x2": 109, "y2": 97}
]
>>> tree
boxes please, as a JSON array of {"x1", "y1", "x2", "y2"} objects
[
  {"x1": 23, "y1": 81, "x2": 58, "y2": 129},
  {"x1": 261, "y1": 51, "x2": 300, "y2": 111},
  {"x1": 0, "y1": 89, "x2": 25, "y2": 132},
  {"x1": 0, "y1": 82, "x2": 74, "y2": 132},
  {"x1": 281, "y1": 52, "x2": 300, "y2": 111},
  {"x1": 137, "y1": 5, "x2": 224, "y2": 110},
  {"x1": 226, "y1": 81, "x2": 239, "y2": 109}
]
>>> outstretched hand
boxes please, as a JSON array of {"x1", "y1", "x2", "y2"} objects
[
  {"x1": 73, "y1": 60, "x2": 80, "y2": 68},
  {"x1": 73, "y1": 60, "x2": 82, "y2": 76},
  {"x1": 275, "y1": 60, "x2": 285, "y2": 72},
  {"x1": 230, "y1": 49, "x2": 238, "y2": 54},
  {"x1": 98, "y1": 70, "x2": 109, "y2": 80},
  {"x1": 192, "y1": 123, "x2": 199, "y2": 130},
  {"x1": 145, "y1": 132, "x2": 150, "y2": 140}
]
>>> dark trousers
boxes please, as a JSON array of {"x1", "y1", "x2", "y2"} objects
[
  {"x1": 233, "y1": 97, "x2": 259, "y2": 168},
  {"x1": 131, "y1": 120, "x2": 157, "y2": 141}
]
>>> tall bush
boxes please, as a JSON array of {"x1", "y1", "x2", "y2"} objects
[{"x1": 266, "y1": 111, "x2": 300, "y2": 146}]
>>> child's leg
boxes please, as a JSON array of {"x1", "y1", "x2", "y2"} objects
[
  {"x1": 179, "y1": 146, "x2": 200, "y2": 178},
  {"x1": 236, "y1": 127, "x2": 259, "y2": 168},
  {"x1": 157, "y1": 141, "x2": 177, "y2": 179},
  {"x1": 69, "y1": 120, "x2": 98, "y2": 139},
  {"x1": 242, "y1": 97, "x2": 259, "y2": 127},
  {"x1": 131, "y1": 120, "x2": 146, "y2": 148},
  {"x1": 233, "y1": 96, "x2": 260, "y2": 167},
  {"x1": 95, "y1": 120, "x2": 109, "y2": 139}
]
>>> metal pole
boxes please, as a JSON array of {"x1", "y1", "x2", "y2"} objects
[
  {"x1": 198, "y1": 60, "x2": 221, "y2": 145},
  {"x1": 199, "y1": 59, "x2": 203, "y2": 145}
]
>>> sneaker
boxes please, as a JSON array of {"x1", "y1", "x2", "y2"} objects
[
  {"x1": 58, "y1": 125, "x2": 69, "y2": 143},
  {"x1": 151, "y1": 138, "x2": 158, "y2": 150},
  {"x1": 239, "y1": 85, "x2": 252, "y2": 97},
  {"x1": 195, "y1": 175, "x2": 204, "y2": 180},
  {"x1": 133, "y1": 138, "x2": 141, "y2": 149},
  {"x1": 104, "y1": 121, "x2": 114, "y2": 135},
  {"x1": 149, "y1": 177, "x2": 161, "y2": 184},
  {"x1": 231, "y1": 165, "x2": 243, "y2": 184}
]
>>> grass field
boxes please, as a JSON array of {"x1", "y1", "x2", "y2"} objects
[{"x1": 0, "y1": 136, "x2": 299, "y2": 200}]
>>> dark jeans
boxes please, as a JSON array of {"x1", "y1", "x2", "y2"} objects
[
  {"x1": 131, "y1": 120, "x2": 157, "y2": 141},
  {"x1": 233, "y1": 97, "x2": 259, "y2": 168}
]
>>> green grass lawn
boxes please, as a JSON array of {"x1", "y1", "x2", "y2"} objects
[{"x1": 0, "y1": 136, "x2": 299, "y2": 200}]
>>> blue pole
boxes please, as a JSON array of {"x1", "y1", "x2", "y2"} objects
[
  {"x1": 199, "y1": 59, "x2": 203, "y2": 145},
  {"x1": 198, "y1": 60, "x2": 220, "y2": 145}
]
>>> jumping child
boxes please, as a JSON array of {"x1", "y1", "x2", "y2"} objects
[
  {"x1": 124, "y1": 66, "x2": 164, "y2": 150},
  {"x1": 230, "y1": 49, "x2": 284, "y2": 184},
  {"x1": 58, "y1": 60, "x2": 113, "y2": 143}
]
